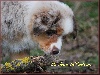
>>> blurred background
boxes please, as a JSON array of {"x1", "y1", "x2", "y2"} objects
[
  {"x1": 30, "y1": 0, "x2": 99, "y2": 73},
  {"x1": 1, "y1": 0, "x2": 98, "y2": 73}
]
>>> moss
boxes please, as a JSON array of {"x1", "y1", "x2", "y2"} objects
[{"x1": 1, "y1": 56, "x2": 47, "y2": 73}]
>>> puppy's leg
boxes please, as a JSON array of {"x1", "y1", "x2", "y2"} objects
[{"x1": 10, "y1": 50, "x2": 30, "y2": 61}]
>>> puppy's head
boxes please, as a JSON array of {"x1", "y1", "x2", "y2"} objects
[{"x1": 28, "y1": 1, "x2": 77, "y2": 55}]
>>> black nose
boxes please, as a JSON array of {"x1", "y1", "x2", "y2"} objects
[{"x1": 51, "y1": 47, "x2": 59, "y2": 55}]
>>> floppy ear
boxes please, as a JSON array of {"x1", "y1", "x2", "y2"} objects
[
  {"x1": 62, "y1": 16, "x2": 77, "y2": 40},
  {"x1": 72, "y1": 16, "x2": 77, "y2": 39}
]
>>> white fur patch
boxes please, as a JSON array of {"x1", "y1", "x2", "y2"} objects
[
  {"x1": 61, "y1": 17, "x2": 74, "y2": 35},
  {"x1": 50, "y1": 36, "x2": 62, "y2": 51}
]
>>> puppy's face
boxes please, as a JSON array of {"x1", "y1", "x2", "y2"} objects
[
  {"x1": 28, "y1": 1, "x2": 75, "y2": 55},
  {"x1": 29, "y1": 11, "x2": 63, "y2": 55}
]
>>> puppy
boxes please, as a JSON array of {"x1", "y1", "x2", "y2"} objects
[{"x1": 1, "y1": 1, "x2": 76, "y2": 62}]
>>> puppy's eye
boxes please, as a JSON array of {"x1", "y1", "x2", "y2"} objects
[
  {"x1": 46, "y1": 30, "x2": 57, "y2": 36},
  {"x1": 33, "y1": 27, "x2": 44, "y2": 36}
]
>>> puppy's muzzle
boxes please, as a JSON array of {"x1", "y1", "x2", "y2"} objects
[{"x1": 51, "y1": 46, "x2": 59, "y2": 55}]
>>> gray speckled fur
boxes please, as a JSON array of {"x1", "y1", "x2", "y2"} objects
[{"x1": 1, "y1": 1, "x2": 36, "y2": 61}]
